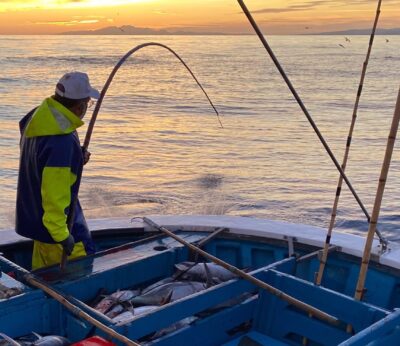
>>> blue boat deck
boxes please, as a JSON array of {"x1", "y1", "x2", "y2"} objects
[{"x1": 0, "y1": 228, "x2": 399, "y2": 345}]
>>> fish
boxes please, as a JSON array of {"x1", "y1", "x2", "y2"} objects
[
  {"x1": 141, "y1": 277, "x2": 174, "y2": 294},
  {"x1": 0, "y1": 284, "x2": 23, "y2": 300},
  {"x1": 111, "y1": 311, "x2": 134, "y2": 324},
  {"x1": 174, "y1": 262, "x2": 236, "y2": 284},
  {"x1": 131, "y1": 281, "x2": 206, "y2": 306},
  {"x1": 0, "y1": 333, "x2": 71, "y2": 346},
  {"x1": 111, "y1": 306, "x2": 159, "y2": 325},
  {"x1": 0, "y1": 333, "x2": 21, "y2": 346},
  {"x1": 105, "y1": 304, "x2": 125, "y2": 318},
  {"x1": 94, "y1": 290, "x2": 139, "y2": 314},
  {"x1": 32, "y1": 335, "x2": 70, "y2": 346},
  {"x1": 134, "y1": 305, "x2": 158, "y2": 317}
]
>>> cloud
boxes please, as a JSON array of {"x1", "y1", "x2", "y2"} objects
[
  {"x1": 0, "y1": 0, "x2": 151, "y2": 10},
  {"x1": 250, "y1": 1, "x2": 328, "y2": 14},
  {"x1": 249, "y1": 0, "x2": 398, "y2": 14},
  {"x1": 33, "y1": 19, "x2": 99, "y2": 26}
]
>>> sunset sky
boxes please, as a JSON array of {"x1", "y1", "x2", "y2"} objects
[{"x1": 0, "y1": 0, "x2": 399, "y2": 35}]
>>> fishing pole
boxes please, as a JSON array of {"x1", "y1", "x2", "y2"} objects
[
  {"x1": 355, "y1": 88, "x2": 400, "y2": 301},
  {"x1": 316, "y1": 0, "x2": 385, "y2": 288},
  {"x1": 237, "y1": 0, "x2": 385, "y2": 245},
  {"x1": 61, "y1": 42, "x2": 221, "y2": 270}
]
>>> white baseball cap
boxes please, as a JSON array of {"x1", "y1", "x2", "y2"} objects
[{"x1": 55, "y1": 72, "x2": 100, "y2": 100}]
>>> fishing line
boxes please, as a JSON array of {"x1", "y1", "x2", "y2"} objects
[{"x1": 237, "y1": 0, "x2": 386, "y2": 245}]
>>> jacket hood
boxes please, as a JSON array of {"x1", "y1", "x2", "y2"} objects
[{"x1": 24, "y1": 97, "x2": 84, "y2": 138}]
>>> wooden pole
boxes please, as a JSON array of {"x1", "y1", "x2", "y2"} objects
[
  {"x1": 354, "y1": 87, "x2": 400, "y2": 301},
  {"x1": 315, "y1": 0, "x2": 384, "y2": 287},
  {"x1": 142, "y1": 217, "x2": 340, "y2": 327},
  {"x1": 236, "y1": 0, "x2": 385, "y2": 245},
  {"x1": 24, "y1": 275, "x2": 140, "y2": 346}
]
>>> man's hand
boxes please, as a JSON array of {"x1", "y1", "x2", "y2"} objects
[
  {"x1": 82, "y1": 147, "x2": 91, "y2": 165},
  {"x1": 60, "y1": 233, "x2": 75, "y2": 256}
]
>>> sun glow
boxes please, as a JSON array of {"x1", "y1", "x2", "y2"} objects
[
  {"x1": 0, "y1": 0, "x2": 152, "y2": 11},
  {"x1": 0, "y1": 0, "x2": 399, "y2": 35}
]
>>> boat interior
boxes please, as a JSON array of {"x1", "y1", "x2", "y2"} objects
[{"x1": 0, "y1": 225, "x2": 400, "y2": 345}]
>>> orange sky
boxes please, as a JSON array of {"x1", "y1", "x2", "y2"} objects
[{"x1": 0, "y1": 0, "x2": 399, "y2": 35}]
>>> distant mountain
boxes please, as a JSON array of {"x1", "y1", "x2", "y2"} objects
[
  {"x1": 316, "y1": 28, "x2": 400, "y2": 35},
  {"x1": 61, "y1": 25, "x2": 225, "y2": 35}
]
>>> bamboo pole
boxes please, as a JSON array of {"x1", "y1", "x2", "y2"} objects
[
  {"x1": 236, "y1": 0, "x2": 386, "y2": 246},
  {"x1": 354, "y1": 87, "x2": 400, "y2": 301},
  {"x1": 315, "y1": 0, "x2": 384, "y2": 287},
  {"x1": 61, "y1": 42, "x2": 222, "y2": 271},
  {"x1": 24, "y1": 275, "x2": 140, "y2": 346},
  {"x1": 142, "y1": 217, "x2": 340, "y2": 327}
]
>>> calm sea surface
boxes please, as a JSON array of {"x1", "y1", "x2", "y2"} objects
[{"x1": 0, "y1": 35, "x2": 399, "y2": 241}]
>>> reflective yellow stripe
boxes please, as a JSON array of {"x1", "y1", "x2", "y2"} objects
[
  {"x1": 41, "y1": 167, "x2": 76, "y2": 242},
  {"x1": 32, "y1": 240, "x2": 87, "y2": 270}
]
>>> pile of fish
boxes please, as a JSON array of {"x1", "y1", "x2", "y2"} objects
[
  {"x1": 92, "y1": 261, "x2": 238, "y2": 326},
  {"x1": 0, "y1": 333, "x2": 70, "y2": 346}
]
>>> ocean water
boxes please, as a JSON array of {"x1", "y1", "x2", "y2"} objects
[{"x1": 0, "y1": 35, "x2": 399, "y2": 241}]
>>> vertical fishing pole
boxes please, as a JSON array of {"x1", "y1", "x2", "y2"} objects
[
  {"x1": 237, "y1": 0, "x2": 386, "y2": 245},
  {"x1": 315, "y1": 0, "x2": 384, "y2": 287},
  {"x1": 354, "y1": 87, "x2": 400, "y2": 301},
  {"x1": 61, "y1": 42, "x2": 221, "y2": 270}
]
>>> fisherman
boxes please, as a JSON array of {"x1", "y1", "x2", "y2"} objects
[{"x1": 16, "y1": 72, "x2": 99, "y2": 270}]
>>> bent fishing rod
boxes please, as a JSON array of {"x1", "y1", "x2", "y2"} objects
[
  {"x1": 237, "y1": 0, "x2": 386, "y2": 245},
  {"x1": 61, "y1": 42, "x2": 221, "y2": 270}
]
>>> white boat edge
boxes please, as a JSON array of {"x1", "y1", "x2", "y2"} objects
[{"x1": 1, "y1": 215, "x2": 400, "y2": 270}]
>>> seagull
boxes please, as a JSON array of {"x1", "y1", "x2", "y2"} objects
[
  {"x1": 338, "y1": 44, "x2": 345, "y2": 48},
  {"x1": 345, "y1": 37, "x2": 351, "y2": 42}
]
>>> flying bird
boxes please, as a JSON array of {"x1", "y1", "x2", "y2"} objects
[
  {"x1": 386, "y1": 38, "x2": 390, "y2": 43},
  {"x1": 338, "y1": 44, "x2": 345, "y2": 48},
  {"x1": 345, "y1": 37, "x2": 351, "y2": 42}
]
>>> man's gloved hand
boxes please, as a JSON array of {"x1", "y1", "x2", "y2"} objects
[
  {"x1": 82, "y1": 147, "x2": 91, "y2": 165},
  {"x1": 60, "y1": 233, "x2": 75, "y2": 256}
]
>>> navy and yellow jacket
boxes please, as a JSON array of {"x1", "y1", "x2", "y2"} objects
[{"x1": 16, "y1": 97, "x2": 95, "y2": 253}]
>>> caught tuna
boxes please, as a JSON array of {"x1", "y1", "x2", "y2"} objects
[
  {"x1": 111, "y1": 310, "x2": 134, "y2": 324},
  {"x1": 0, "y1": 333, "x2": 71, "y2": 346},
  {"x1": 131, "y1": 281, "x2": 206, "y2": 306},
  {"x1": 134, "y1": 305, "x2": 158, "y2": 317},
  {"x1": 32, "y1": 335, "x2": 70, "y2": 346},
  {"x1": 111, "y1": 306, "x2": 158, "y2": 325},
  {"x1": 0, "y1": 333, "x2": 21, "y2": 346},
  {"x1": 174, "y1": 262, "x2": 236, "y2": 283},
  {"x1": 0, "y1": 286, "x2": 23, "y2": 300},
  {"x1": 94, "y1": 290, "x2": 138, "y2": 314},
  {"x1": 141, "y1": 277, "x2": 174, "y2": 294},
  {"x1": 105, "y1": 304, "x2": 125, "y2": 318}
]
